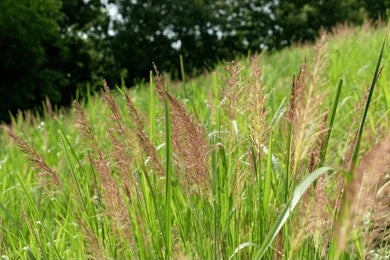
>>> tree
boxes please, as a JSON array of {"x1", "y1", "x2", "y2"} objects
[
  {"x1": 271, "y1": 0, "x2": 364, "y2": 48},
  {"x1": 1, "y1": 0, "x2": 386, "y2": 121},
  {"x1": 110, "y1": 0, "x2": 267, "y2": 82},
  {"x1": 361, "y1": 0, "x2": 390, "y2": 20},
  {"x1": 0, "y1": 0, "x2": 63, "y2": 121},
  {"x1": 0, "y1": 0, "x2": 110, "y2": 122}
]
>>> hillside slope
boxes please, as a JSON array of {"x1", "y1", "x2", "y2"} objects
[{"x1": 1, "y1": 25, "x2": 389, "y2": 259}]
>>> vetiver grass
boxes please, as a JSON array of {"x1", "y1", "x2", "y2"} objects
[{"x1": 1, "y1": 24, "x2": 390, "y2": 259}]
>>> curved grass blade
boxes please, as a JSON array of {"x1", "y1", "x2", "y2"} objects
[
  {"x1": 229, "y1": 242, "x2": 256, "y2": 260},
  {"x1": 331, "y1": 39, "x2": 386, "y2": 260},
  {"x1": 254, "y1": 167, "x2": 332, "y2": 259},
  {"x1": 26, "y1": 247, "x2": 38, "y2": 260},
  {"x1": 318, "y1": 79, "x2": 343, "y2": 166},
  {"x1": 350, "y1": 40, "x2": 385, "y2": 173}
]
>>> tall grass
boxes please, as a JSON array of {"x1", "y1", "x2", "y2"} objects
[{"x1": 1, "y1": 25, "x2": 390, "y2": 259}]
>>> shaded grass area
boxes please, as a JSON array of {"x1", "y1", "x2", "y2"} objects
[{"x1": 0, "y1": 25, "x2": 389, "y2": 259}]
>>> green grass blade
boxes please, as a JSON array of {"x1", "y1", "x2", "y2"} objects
[
  {"x1": 15, "y1": 172, "x2": 63, "y2": 260},
  {"x1": 319, "y1": 78, "x2": 343, "y2": 166},
  {"x1": 149, "y1": 71, "x2": 156, "y2": 140},
  {"x1": 254, "y1": 167, "x2": 332, "y2": 259},
  {"x1": 164, "y1": 94, "x2": 173, "y2": 259},
  {"x1": 263, "y1": 133, "x2": 273, "y2": 214},
  {"x1": 60, "y1": 138, "x2": 86, "y2": 208},
  {"x1": 55, "y1": 119, "x2": 86, "y2": 175},
  {"x1": 26, "y1": 247, "x2": 38, "y2": 260},
  {"x1": 180, "y1": 54, "x2": 188, "y2": 99},
  {"x1": 332, "y1": 41, "x2": 385, "y2": 259},
  {"x1": 55, "y1": 120, "x2": 90, "y2": 214},
  {"x1": 229, "y1": 242, "x2": 256, "y2": 260},
  {"x1": 0, "y1": 200, "x2": 18, "y2": 226},
  {"x1": 350, "y1": 40, "x2": 385, "y2": 173},
  {"x1": 180, "y1": 54, "x2": 186, "y2": 83}
]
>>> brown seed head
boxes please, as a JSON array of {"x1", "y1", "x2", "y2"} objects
[
  {"x1": 153, "y1": 65, "x2": 210, "y2": 190},
  {"x1": 74, "y1": 101, "x2": 97, "y2": 147},
  {"x1": 102, "y1": 80, "x2": 126, "y2": 136},
  {"x1": 308, "y1": 111, "x2": 329, "y2": 172},
  {"x1": 125, "y1": 94, "x2": 164, "y2": 175},
  {"x1": 166, "y1": 91, "x2": 210, "y2": 189},
  {"x1": 7, "y1": 128, "x2": 60, "y2": 187},
  {"x1": 248, "y1": 55, "x2": 269, "y2": 151},
  {"x1": 350, "y1": 133, "x2": 390, "y2": 248},
  {"x1": 287, "y1": 62, "x2": 307, "y2": 124},
  {"x1": 221, "y1": 61, "x2": 245, "y2": 120},
  {"x1": 336, "y1": 132, "x2": 390, "y2": 254},
  {"x1": 73, "y1": 101, "x2": 132, "y2": 240},
  {"x1": 75, "y1": 216, "x2": 106, "y2": 260}
]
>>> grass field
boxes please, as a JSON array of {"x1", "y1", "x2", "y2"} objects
[{"x1": 1, "y1": 24, "x2": 390, "y2": 259}]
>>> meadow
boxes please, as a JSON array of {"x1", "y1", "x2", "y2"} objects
[{"x1": 0, "y1": 24, "x2": 389, "y2": 259}]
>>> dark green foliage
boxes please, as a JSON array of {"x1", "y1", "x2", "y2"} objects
[
  {"x1": 0, "y1": 0, "x2": 388, "y2": 121},
  {"x1": 108, "y1": 0, "x2": 375, "y2": 85},
  {"x1": 362, "y1": 0, "x2": 390, "y2": 20},
  {"x1": 0, "y1": 0, "x2": 109, "y2": 122},
  {"x1": 0, "y1": 0, "x2": 62, "y2": 120},
  {"x1": 110, "y1": 0, "x2": 228, "y2": 82},
  {"x1": 271, "y1": 0, "x2": 364, "y2": 47}
]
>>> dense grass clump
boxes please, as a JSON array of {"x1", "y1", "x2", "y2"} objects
[{"x1": 1, "y1": 25, "x2": 390, "y2": 259}]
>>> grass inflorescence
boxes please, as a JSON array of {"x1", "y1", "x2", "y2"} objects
[{"x1": 1, "y1": 25, "x2": 390, "y2": 259}]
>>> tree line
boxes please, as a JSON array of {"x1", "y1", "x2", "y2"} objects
[{"x1": 0, "y1": 0, "x2": 388, "y2": 122}]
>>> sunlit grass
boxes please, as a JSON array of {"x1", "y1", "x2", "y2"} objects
[{"x1": 0, "y1": 25, "x2": 389, "y2": 259}]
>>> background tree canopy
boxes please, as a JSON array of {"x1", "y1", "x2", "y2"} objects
[{"x1": 0, "y1": 0, "x2": 388, "y2": 122}]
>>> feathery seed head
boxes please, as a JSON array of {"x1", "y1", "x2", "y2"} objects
[
  {"x1": 336, "y1": 132, "x2": 390, "y2": 254},
  {"x1": 7, "y1": 128, "x2": 60, "y2": 188},
  {"x1": 221, "y1": 61, "x2": 245, "y2": 120},
  {"x1": 74, "y1": 100, "x2": 132, "y2": 240},
  {"x1": 125, "y1": 93, "x2": 164, "y2": 175},
  {"x1": 248, "y1": 55, "x2": 269, "y2": 151},
  {"x1": 152, "y1": 66, "x2": 210, "y2": 191}
]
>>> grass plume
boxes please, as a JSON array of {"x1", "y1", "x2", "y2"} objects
[
  {"x1": 125, "y1": 93, "x2": 164, "y2": 175},
  {"x1": 7, "y1": 128, "x2": 60, "y2": 187},
  {"x1": 2, "y1": 25, "x2": 390, "y2": 259},
  {"x1": 154, "y1": 65, "x2": 210, "y2": 190},
  {"x1": 74, "y1": 100, "x2": 133, "y2": 241}
]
